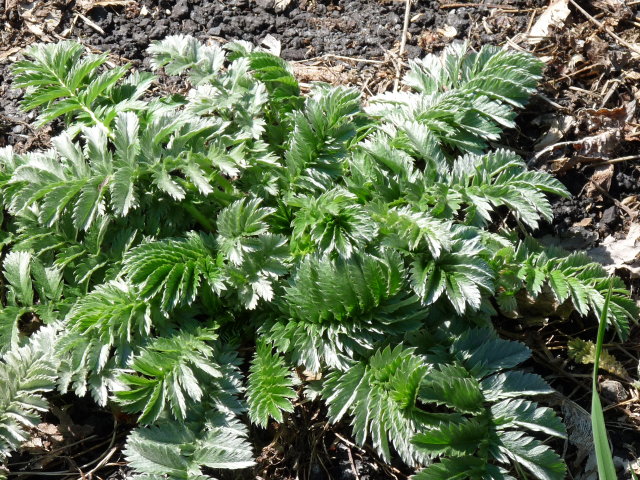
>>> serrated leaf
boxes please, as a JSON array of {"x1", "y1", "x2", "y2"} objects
[
  {"x1": 419, "y1": 364, "x2": 484, "y2": 414},
  {"x1": 481, "y1": 371, "x2": 554, "y2": 401},
  {"x1": 124, "y1": 232, "x2": 223, "y2": 313},
  {"x1": 412, "y1": 418, "x2": 487, "y2": 457},
  {"x1": 246, "y1": 341, "x2": 296, "y2": 427},
  {"x1": 497, "y1": 431, "x2": 566, "y2": 480},
  {"x1": 491, "y1": 398, "x2": 566, "y2": 438}
]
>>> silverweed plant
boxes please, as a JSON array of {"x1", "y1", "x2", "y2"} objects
[{"x1": 0, "y1": 36, "x2": 636, "y2": 480}]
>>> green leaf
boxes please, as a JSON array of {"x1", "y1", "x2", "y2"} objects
[
  {"x1": 124, "y1": 232, "x2": 224, "y2": 313},
  {"x1": 3, "y1": 251, "x2": 34, "y2": 306},
  {"x1": 491, "y1": 399, "x2": 566, "y2": 438},
  {"x1": 285, "y1": 85, "x2": 360, "y2": 192},
  {"x1": 216, "y1": 198, "x2": 275, "y2": 265},
  {"x1": 453, "y1": 328, "x2": 531, "y2": 378},
  {"x1": 111, "y1": 165, "x2": 137, "y2": 216},
  {"x1": 413, "y1": 456, "x2": 502, "y2": 480},
  {"x1": 0, "y1": 326, "x2": 58, "y2": 461},
  {"x1": 497, "y1": 431, "x2": 566, "y2": 480},
  {"x1": 481, "y1": 371, "x2": 554, "y2": 401},
  {"x1": 323, "y1": 345, "x2": 428, "y2": 465},
  {"x1": 291, "y1": 188, "x2": 377, "y2": 258},
  {"x1": 411, "y1": 418, "x2": 487, "y2": 457},
  {"x1": 124, "y1": 415, "x2": 253, "y2": 478},
  {"x1": 115, "y1": 327, "x2": 228, "y2": 424},
  {"x1": 419, "y1": 364, "x2": 484, "y2": 414},
  {"x1": 246, "y1": 341, "x2": 296, "y2": 428},
  {"x1": 591, "y1": 281, "x2": 618, "y2": 480}
]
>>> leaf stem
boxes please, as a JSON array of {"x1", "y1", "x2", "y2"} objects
[{"x1": 182, "y1": 203, "x2": 216, "y2": 233}]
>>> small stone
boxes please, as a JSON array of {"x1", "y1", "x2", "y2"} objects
[
  {"x1": 602, "y1": 206, "x2": 617, "y2": 227},
  {"x1": 171, "y1": 1, "x2": 190, "y2": 19},
  {"x1": 182, "y1": 19, "x2": 198, "y2": 31},
  {"x1": 600, "y1": 379, "x2": 628, "y2": 403},
  {"x1": 149, "y1": 25, "x2": 168, "y2": 39}
]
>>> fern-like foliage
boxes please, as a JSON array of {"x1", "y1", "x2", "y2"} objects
[
  {"x1": 55, "y1": 280, "x2": 157, "y2": 405},
  {"x1": 2, "y1": 35, "x2": 633, "y2": 480},
  {"x1": 285, "y1": 85, "x2": 361, "y2": 193},
  {"x1": 368, "y1": 42, "x2": 543, "y2": 154},
  {"x1": 0, "y1": 251, "x2": 65, "y2": 354},
  {"x1": 124, "y1": 232, "x2": 225, "y2": 314},
  {"x1": 410, "y1": 227, "x2": 494, "y2": 314},
  {"x1": 440, "y1": 149, "x2": 567, "y2": 229},
  {"x1": 0, "y1": 325, "x2": 59, "y2": 461},
  {"x1": 115, "y1": 327, "x2": 242, "y2": 424},
  {"x1": 12, "y1": 41, "x2": 149, "y2": 135},
  {"x1": 216, "y1": 198, "x2": 275, "y2": 265},
  {"x1": 493, "y1": 238, "x2": 638, "y2": 339},
  {"x1": 124, "y1": 412, "x2": 254, "y2": 480},
  {"x1": 267, "y1": 249, "x2": 423, "y2": 372},
  {"x1": 148, "y1": 34, "x2": 225, "y2": 85},
  {"x1": 246, "y1": 341, "x2": 297, "y2": 427},
  {"x1": 290, "y1": 187, "x2": 377, "y2": 258},
  {"x1": 412, "y1": 328, "x2": 566, "y2": 480},
  {"x1": 323, "y1": 345, "x2": 428, "y2": 465}
]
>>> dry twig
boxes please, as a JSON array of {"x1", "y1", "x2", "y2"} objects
[
  {"x1": 346, "y1": 447, "x2": 360, "y2": 480},
  {"x1": 394, "y1": 0, "x2": 412, "y2": 92},
  {"x1": 569, "y1": 0, "x2": 640, "y2": 57}
]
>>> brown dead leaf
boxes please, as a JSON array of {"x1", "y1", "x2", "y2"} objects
[
  {"x1": 588, "y1": 223, "x2": 640, "y2": 277},
  {"x1": 585, "y1": 37, "x2": 609, "y2": 65},
  {"x1": 22, "y1": 423, "x2": 63, "y2": 453},
  {"x1": 293, "y1": 63, "x2": 350, "y2": 85},
  {"x1": 17, "y1": 0, "x2": 63, "y2": 41},
  {"x1": 592, "y1": 0, "x2": 632, "y2": 25},
  {"x1": 4, "y1": 0, "x2": 20, "y2": 11},
  {"x1": 580, "y1": 105, "x2": 628, "y2": 132},
  {"x1": 625, "y1": 71, "x2": 640, "y2": 81},
  {"x1": 621, "y1": 195, "x2": 639, "y2": 207},
  {"x1": 574, "y1": 129, "x2": 622, "y2": 158},
  {"x1": 572, "y1": 104, "x2": 632, "y2": 159},
  {"x1": 417, "y1": 31, "x2": 441, "y2": 49},
  {"x1": 584, "y1": 164, "x2": 614, "y2": 197},
  {"x1": 502, "y1": 286, "x2": 574, "y2": 321},
  {"x1": 0, "y1": 46, "x2": 22, "y2": 61},
  {"x1": 528, "y1": 0, "x2": 570, "y2": 44},
  {"x1": 534, "y1": 114, "x2": 575, "y2": 151},
  {"x1": 548, "y1": 156, "x2": 578, "y2": 174}
]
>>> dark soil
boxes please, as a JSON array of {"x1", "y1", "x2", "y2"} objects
[
  {"x1": 2, "y1": 0, "x2": 640, "y2": 478},
  {"x1": 0, "y1": 0, "x2": 543, "y2": 149}
]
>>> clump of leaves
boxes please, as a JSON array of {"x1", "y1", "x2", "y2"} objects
[{"x1": 0, "y1": 37, "x2": 636, "y2": 479}]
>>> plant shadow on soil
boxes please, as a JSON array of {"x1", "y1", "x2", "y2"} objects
[{"x1": 2, "y1": 0, "x2": 640, "y2": 478}]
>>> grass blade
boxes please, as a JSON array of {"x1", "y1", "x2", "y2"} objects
[{"x1": 592, "y1": 279, "x2": 618, "y2": 480}]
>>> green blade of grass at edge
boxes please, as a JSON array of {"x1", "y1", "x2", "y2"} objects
[{"x1": 592, "y1": 280, "x2": 618, "y2": 480}]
